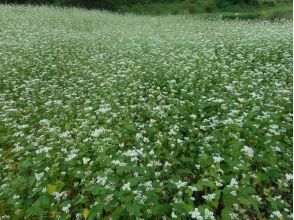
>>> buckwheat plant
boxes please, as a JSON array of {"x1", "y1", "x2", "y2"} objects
[{"x1": 0, "y1": 4, "x2": 292, "y2": 220}]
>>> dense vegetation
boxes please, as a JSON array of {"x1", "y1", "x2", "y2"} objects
[
  {"x1": 0, "y1": 0, "x2": 292, "y2": 11},
  {"x1": 0, "y1": 4, "x2": 292, "y2": 220}
]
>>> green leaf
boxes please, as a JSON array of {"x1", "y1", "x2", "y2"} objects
[
  {"x1": 88, "y1": 204, "x2": 104, "y2": 219},
  {"x1": 47, "y1": 184, "x2": 58, "y2": 195},
  {"x1": 125, "y1": 123, "x2": 136, "y2": 132},
  {"x1": 112, "y1": 207, "x2": 123, "y2": 218},
  {"x1": 83, "y1": 208, "x2": 90, "y2": 219},
  {"x1": 18, "y1": 159, "x2": 33, "y2": 171},
  {"x1": 239, "y1": 186, "x2": 255, "y2": 197},
  {"x1": 185, "y1": 188, "x2": 193, "y2": 197},
  {"x1": 88, "y1": 185, "x2": 105, "y2": 195},
  {"x1": 129, "y1": 177, "x2": 140, "y2": 186},
  {"x1": 221, "y1": 207, "x2": 232, "y2": 220},
  {"x1": 27, "y1": 205, "x2": 46, "y2": 216},
  {"x1": 47, "y1": 181, "x2": 64, "y2": 195},
  {"x1": 222, "y1": 188, "x2": 235, "y2": 209},
  {"x1": 239, "y1": 196, "x2": 251, "y2": 207},
  {"x1": 35, "y1": 195, "x2": 51, "y2": 207},
  {"x1": 126, "y1": 203, "x2": 140, "y2": 216},
  {"x1": 240, "y1": 176, "x2": 250, "y2": 185}
]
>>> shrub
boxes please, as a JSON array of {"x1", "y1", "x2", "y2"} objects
[
  {"x1": 260, "y1": 0, "x2": 276, "y2": 7},
  {"x1": 205, "y1": 4, "x2": 216, "y2": 13},
  {"x1": 118, "y1": 5, "x2": 128, "y2": 14},
  {"x1": 132, "y1": 3, "x2": 143, "y2": 14},
  {"x1": 171, "y1": 9, "x2": 179, "y2": 15},
  {"x1": 188, "y1": 5, "x2": 197, "y2": 14},
  {"x1": 199, "y1": 0, "x2": 217, "y2": 13},
  {"x1": 155, "y1": 9, "x2": 162, "y2": 15}
]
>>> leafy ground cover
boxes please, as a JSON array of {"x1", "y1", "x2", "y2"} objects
[{"x1": 0, "y1": 5, "x2": 292, "y2": 220}]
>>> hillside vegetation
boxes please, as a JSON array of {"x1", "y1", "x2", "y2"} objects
[
  {"x1": 0, "y1": 0, "x2": 293, "y2": 19},
  {"x1": 0, "y1": 4, "x2": 293, "y2": 220}
]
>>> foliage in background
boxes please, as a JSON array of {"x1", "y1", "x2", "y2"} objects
[
  {"x1": 0, "y1": 0, "x2": 292, "y2": 12},
  {"x1": 120, "y1": 0, "x2": 292, "y2": 19}
]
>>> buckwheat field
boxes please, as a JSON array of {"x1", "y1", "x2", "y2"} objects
[{"x1": 0, "y1": 5, "x2": 292, "y2": 220}]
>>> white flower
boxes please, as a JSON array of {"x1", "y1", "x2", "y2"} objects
[
  {"x1": 13, "y1": 194, "x2": 20, "y2": 199},
  {"x1": 228, "y1": 178, "x2": 239, "y2": 188},
  {"x1": 188, "y1": 186, "x2": 198, "y2": 192},
  {"x1": 229, "y1": 212, "x2": 238, "y2": 219},
  {"x1": 53, "y1": 191, "x2": 68, "y2": 201},
  {"x1": 175, "y1": 180, "x2": 187, "y2": 189},
  {"x1": 105, "y1": 194, "x2": 113, "y2": 203},
  {"x1": 164, "y1": 161, "x2": 172, "y2": 168},
  {"x1": 204, "y1": 209, "x2": 215, "y2": 220},
  {"x1": 34, "y1": 172, "x2": 44, "y2": 182},
  {"x1": 271, "y1": 146, "x2": 281, "y2": 152},
  {"x1": 75, "y1": 213, "x2": 82, "y2": 220},
  {"x1": 171, "y1": 212, "x2": 177, "y2": 219},
  {"x1": 122, "y1": 182, "x2": 131, "y2": 191},
  {"x1": 241, "y1": 146, "x2": 254, "y2": 157},
  {"x1": 122, "y1": 148, "x2": 143, "y2": 157},
  {"x1": 144, "y1": 181, "x2": 154, "y2": 191},
  {"x1": 270, "y1": 211, "x2": 283, "y2": 219},
  {"x1": 213, "y1": 156, "x2": 224, "y2": 163},
  {"x1": 91, "y1": 128, "x2": 105, "y2": 138},
  {"x1": 82, "y1": 157, "x2": 90, "y2": 164},
  {"x1": 189, "y1": 208, "x2": 203, "y2": 220},
  {"x1": 134, "y1": 191, "x2": 147, "y2": 204},
  {"x1": 96, "y1": 176, "x2": 107, "y2": 185},
  {"x1": 225, "y1": 85, "x2": 235, "y2": 91},
  {"x1": 190, "y1": 114, "x2": 197, "y2": 119},
  {"x1": 65, "y1": 151, "x2": 78, "y2": 161},
  {"x1": 202, "y1": 193, "x2": 215, "y2": 202},
  {"x1": 149, "y1": 149, "x2": 154, "y2": 155},
  {"x1": 39, "y1": 119, "x2": 50, "y2": 126},
  {"x1": 61, "y1": 204, "x2": 71, "y2": 214},
  {"x1": 96, "y1": 105, "x2": 111, "y2": 114},
  {"x1": 286, "y1": 174, "x2": 293, "y2": 181},
  {"x1": 215, "y1": 181, "x2": 223, "y2": 187},
  {"x1": 230, "y1": 190, "x2": 237, "y2": 196},
  {"x1": 252, "y1": 195, "x2": 262, "y2": 202},
  {"x1": 112, "y1": 160, "x2": 127, "y2": 166}
]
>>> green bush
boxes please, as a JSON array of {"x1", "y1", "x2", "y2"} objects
[
  {"x1": 205, "y1": 3, "x2": 216, "y2": 12},
  {"x1": 257, "y1": 0, "x2": 276, "y2": 7},
  {"x1": 171, "y1": 9, "x2": 179, "y2": 14},
  {"x1": 132, "y1": 3, "x2": 144, "y2": 14},
  {"x1": 118, "y1": 5, "x2": 129, "y2": 14},
  {"x1": 155, "y1": 9, "x2": 162, "y2": 15},
  {"x1": 199, "y1": 0, "x2": 217, "y2": 13},
  {"x1": 188, "y1": 5, "x2": 197, "y2": 14}
]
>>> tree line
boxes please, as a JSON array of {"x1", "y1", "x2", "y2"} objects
[{"x1": 0, "y1": 0, "x2": 283, "y2": 11}]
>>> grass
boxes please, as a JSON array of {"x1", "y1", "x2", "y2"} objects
[{"x1": 0, "y1": 4, "x2": 293, "y2": 220}]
